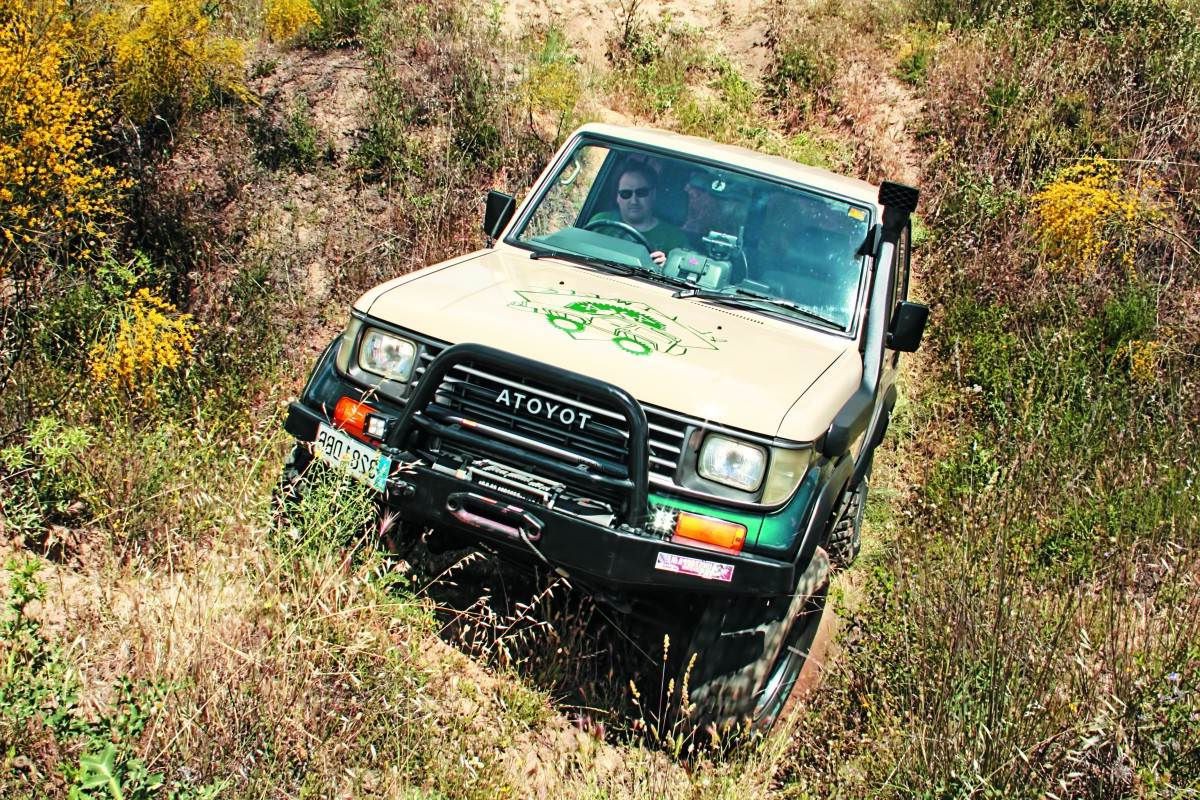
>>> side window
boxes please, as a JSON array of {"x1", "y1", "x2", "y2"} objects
[{"x1": 522, "y1": 144, "x2": 611, "y2": 238}]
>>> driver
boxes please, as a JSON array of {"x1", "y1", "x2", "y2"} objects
[{"x1": 589, "y1": 165, "x2": 688, "y2": 266}]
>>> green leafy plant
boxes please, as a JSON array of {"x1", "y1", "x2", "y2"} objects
[
  {"x1": 306, "y1": 0, "x2": 384, "y2": 47},
  {"x1": 0, "y1": 417, "x2": 93, "y2": 543},
  {"x1": 70, "y1": 742, "x2": 164, "y2": 800},
  {"x1": 894, "y1": 23, "x2": 943, "y2": 85}
]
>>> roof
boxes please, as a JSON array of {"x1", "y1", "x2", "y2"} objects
[{"x1": 574, "y1": 123, "x2": 883, "y2": 209}]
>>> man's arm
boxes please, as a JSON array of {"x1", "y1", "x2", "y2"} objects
[{"x1": 646, "y1": 224, "x2": 690, "y2": 266}]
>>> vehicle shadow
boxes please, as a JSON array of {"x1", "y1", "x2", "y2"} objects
[{"x1": 405, "y1": 536, "x2": 687, "y2": 740}]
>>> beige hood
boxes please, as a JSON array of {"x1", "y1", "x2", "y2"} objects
[{"x1": 356, "y1": 247, "x2": 861, "y2": 440}]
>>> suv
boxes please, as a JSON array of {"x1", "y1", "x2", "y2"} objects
[{"x1": 282, "y1": 124, "x2": 927, "y2": 731}]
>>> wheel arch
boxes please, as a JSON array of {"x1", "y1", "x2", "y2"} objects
[{"x1": 791, "y1": 455, "x2": 854, "y2": 572}]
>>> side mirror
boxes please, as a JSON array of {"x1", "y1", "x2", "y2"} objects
[
  {"x1": 888, "y1": 301, "x2": 929, "y2": 352},
  {"x1": 483, "y1": 190, "x2": 516, "y2": 244}
]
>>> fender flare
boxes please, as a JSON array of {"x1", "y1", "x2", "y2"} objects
[
  {"x1": 852, "y1": 385, "x2": 897, "y2": 487},
  {"x1": 791, "y1": 456, "x2": 855, "y2": 573}
]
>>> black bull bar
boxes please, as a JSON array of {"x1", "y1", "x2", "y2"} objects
[{"x1": 385, "y1": 342, "x2": 651, "y2": 528}]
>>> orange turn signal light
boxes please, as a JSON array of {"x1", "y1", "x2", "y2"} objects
[
  {"x1": 333, "y1": 396, "x2": 377, "y2": 441},
  {"x1": 671, "y1": 512, "x2": 747, "y2": 553}
]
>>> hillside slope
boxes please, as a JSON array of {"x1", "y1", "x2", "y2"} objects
[{"x1": 3, "y1": 0, "x2": 1198, "y2": 797}]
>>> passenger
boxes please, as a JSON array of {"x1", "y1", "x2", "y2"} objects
[{"x1": 681, "y1": 170, "x2": 750, "y2": 246}]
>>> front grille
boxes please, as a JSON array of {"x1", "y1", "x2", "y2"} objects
[
  {"x1": 419, "y1": 342, "x2": 686, "y2": 487},
  {"x1": 433, "y1": 362, "x2": 633, "y2": 473},
  {"x1": 644, "y1": 406, "x2": 686, "y2": 485},
  {"x1": 408, "y1": 340, "x2": 700, "y2": 503}
]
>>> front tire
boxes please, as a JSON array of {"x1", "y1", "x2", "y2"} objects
[
  {"x1": 683, "y1": 549, "x2": 830, "y2": 735},
  {"x1": 827, "y1": 477, "x2": 867, "y2": 569}
]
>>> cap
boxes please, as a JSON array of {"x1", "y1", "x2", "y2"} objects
[{"x1": 687, "y1": 170, "x2": 751, "y2": 201}]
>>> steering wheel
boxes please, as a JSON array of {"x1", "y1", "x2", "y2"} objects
[{"x1": 584, "y1": 218, "x2": 652, "y2": 251}]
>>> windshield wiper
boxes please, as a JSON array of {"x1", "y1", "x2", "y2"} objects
[
  {"x1": 632, "y1": 269, "x2": 695, "y2": 290},
  {"x1": 673, "y1": 287, "x2": 847, "y2": 331},
  {"x1": 527, "y1": 246, "x2": 635, "y2": 276}
]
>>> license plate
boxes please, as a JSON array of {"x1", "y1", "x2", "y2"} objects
[{"x1": 313, "y1": 423, "x2": 391, "y2": 492}]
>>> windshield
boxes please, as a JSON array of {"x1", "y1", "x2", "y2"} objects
[{"x1": 510, "y1": 139, "x2": 874, "y2": 332}]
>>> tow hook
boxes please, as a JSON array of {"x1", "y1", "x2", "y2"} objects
[{"x1": 387, "y1": 477, "x2": 416, "y2": 498}]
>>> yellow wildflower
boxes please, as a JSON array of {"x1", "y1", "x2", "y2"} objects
[
  {"x1": 104, "y1": 0, "x2": 249, "y2": 120},
  {"x1": 264, "y1": 0, "x2": 322, "y2": 42},
  {"x1": 1031, "y1": 157, "x2": 1144, "y2": 276},
  {"x1": 1126, "y1": 338, "x2": 1162, "y2": 384},
  {"x1": 0, "y1": 0, "x2": 121, "y2": 257},
  {"x1": 88, "y1": 288, "x2": 200, "y2": 405}
]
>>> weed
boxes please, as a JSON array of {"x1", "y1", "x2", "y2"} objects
[
  {"x1": 673, "y1": 56, "x2": 755, "y2": 142},
  {"x1": 450, "y1": 60, "x2": 504, "y2": 168},
  {"x1": 606, "y1": 9, "x2": 704, "y2": 117},
  {"x1": 0, "y1": 558, "x2": 80, "y2": 738},
  {"x1": 305, "y1": 0, "x2": 383, "y2": 47},
  {"x1": 249, "y1": 96, "x2": 324, "y2": 171},
  {"x1": 0, "y1": 559, "x2": 205, "y2": 799},
  {"x1": 520, "y1": 26, "x2": 582, "y2": 142},
  {"x1": 1, "y1": 416, "x2": 90, "y2": 530},
  {"x1": 250, "y1": 56, "x2": 279, "y2": 78},
  {"x1": 1031, "y1": 157, "x2": 1149, "y2": 276},
  {"x1": 765, "y1": 44, "x2": 832, "y2": 122},
  {"x1": 0, "y1": 0, "x2": 125, "y2": 302},
  {"x1": 495, "y1": 681, "x2": 551, "y2": 731},
  {"x1": 893, "y1": 23, "x2": 943, "y2": 85},
  {"x1": 762, "y1": 2, "x2": 853, "y2": 125},
  {"x1": 274, "y1": 456, "x2": 381, "y2": 562}
]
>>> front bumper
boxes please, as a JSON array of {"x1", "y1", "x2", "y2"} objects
[{"x1": 285, "y1": 397, "x2": 796, "y2": 596}]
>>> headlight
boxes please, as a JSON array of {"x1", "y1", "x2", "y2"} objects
[
  {"x1": 698, "y1": 434, "x2": 767, "y2": 492},
  {"x1": 358, "y1": 328, "x2": 417, "y2": 382}
]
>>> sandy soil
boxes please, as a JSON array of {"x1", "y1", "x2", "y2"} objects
[{"x1": 501, "y1": 0, "x2": 774, "y2": 75}]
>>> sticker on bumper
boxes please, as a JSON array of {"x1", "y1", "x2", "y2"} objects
[{"x1": 654, "y1": 552, "x2": 735, "y2": 583}]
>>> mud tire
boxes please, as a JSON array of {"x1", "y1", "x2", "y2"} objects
[
  {"x1": 684, "y1": 549, "x2": 830, "y2": 735},
  {"x1": 826, "y1": 477, "x2": 867, "y2": 570}
]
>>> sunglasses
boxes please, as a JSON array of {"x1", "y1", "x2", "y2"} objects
[{"x1": 617, "y1": 187, "x2": 652, "y2": 199}]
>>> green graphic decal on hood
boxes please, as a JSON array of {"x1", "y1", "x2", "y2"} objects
[{"x1": 511, "y1": 289, "x2": 723, "y2": 356}]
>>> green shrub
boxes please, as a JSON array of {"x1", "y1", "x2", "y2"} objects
[
  {"x1": 922, "y1": 2, "x2": 1200, "y2": 185},
  {"x1": 275, "y1": 460, "x2": 381, "y2": 562},
  {"x1": 264, "y1": 0, "x2": 322, "y2": 42},
  {"x1": 0, "y1": 417, "x2": 93, "y2": 545},
  {"x1": 762, "y1": 3, "x2": 863, "y2": 125},
  {"x1": 306, "y1": 0, "x2": 384, "y2": 47},
  {"x1": 520, "y1": 26, "x2": 582, "y2": 142},
  {"x1": 355, "y1": 0, "x2": 525, "y2": 178},
  {"x1": 450, "y1": 60, "x2": 504, "y2": 168},
  {"x1": 894, "y1": 23, "x2": 943, "y2": 85},
  {"x1": 249, "y1": 95, "x2": 325, "y2": 171},
  {"x1": 766, "y1": 43, "x2": 833, "y2": 120},
  {"x1": 606, "y1": 10, "x2": 704, "y2": 116},
  {"x1": 1, "y1": 559, "x2": 228, "y2": 799},
  {"x1": 105, "y1": 0, "x2": 250, "y2": 123}
]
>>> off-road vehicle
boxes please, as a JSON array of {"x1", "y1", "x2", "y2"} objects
[{"x1": 282, "y1": 123, "x2": 927, "y2": 730}]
